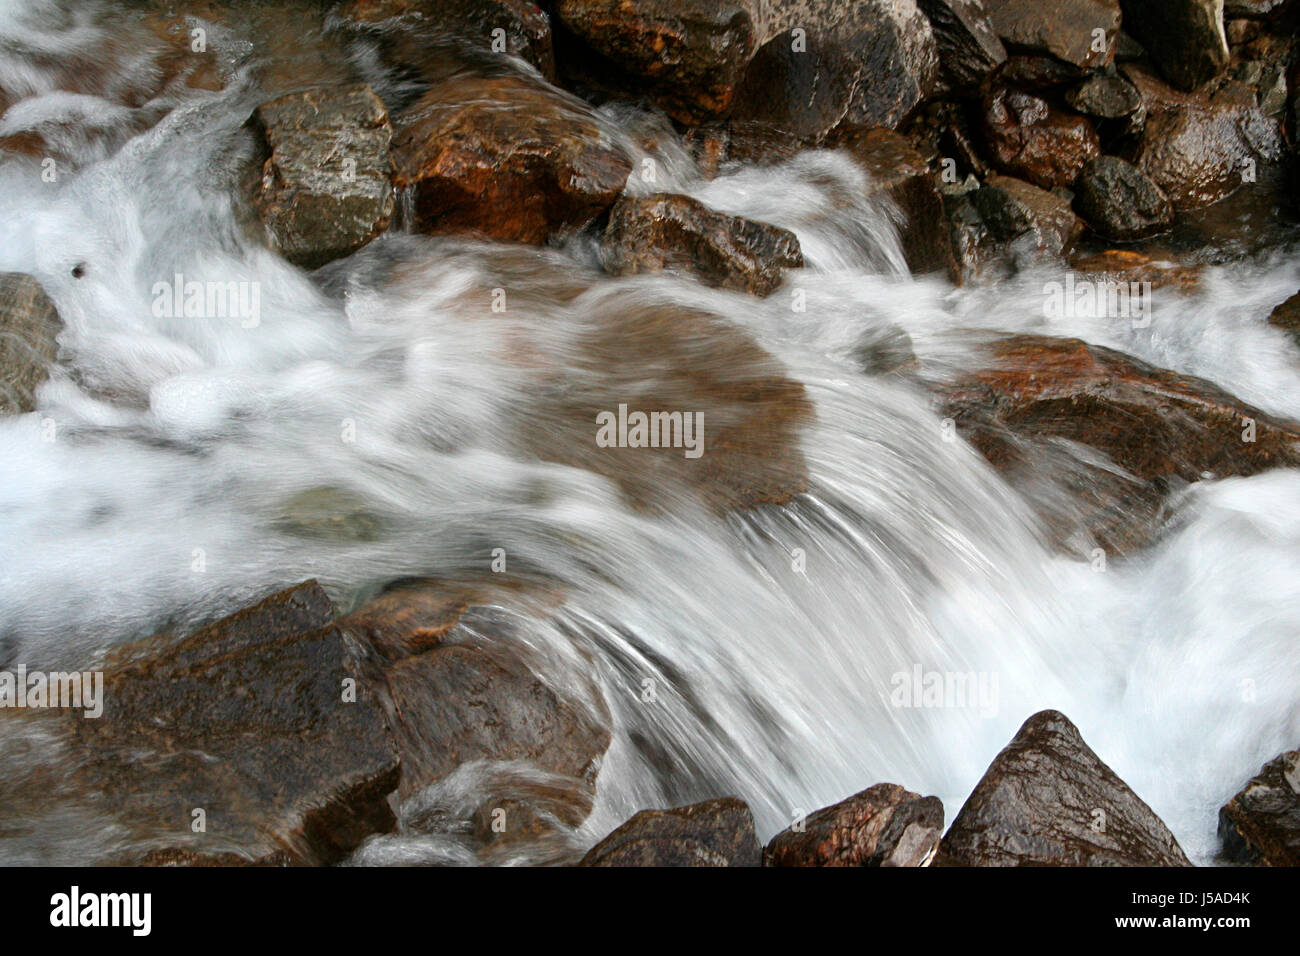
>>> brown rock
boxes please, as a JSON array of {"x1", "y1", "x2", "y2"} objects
[
  {"x1": 938, "y1": 710, "x2": 1192, "y2": 866},
  {"x1": 0, "y1": 273, "x2": 62, "y2": 415},
  {"x1": 1268, "y1": 290, "x2": 1300, "y2": 346},
  {"x1": 391, "y1": 75, "x2": 632, "y2": 243},
  {"x1": 982, "y1": 86, "x2": 1101, "y2": 189},
  {"x1": 580, "y1": 796, "x2": 761, "y2": 866},
  {"x1": 600, "y1": 193, "x2": 803, "y2": 296},
  {"x1": 1218, "y1": 749, "x2": 1300, "y2": 865},
  {"x1": 971, "y1": 174, "x2": 1084, "y2": 260},
  {"x1": 764, "y1": 783, "x2": 944, "y2": 866},
  {"x1": 253, "y1": 85, "x2": 395, "y2": 269},
  {"x1": 917, "y1": 0, "x2": 1008, "y2": 92},
  {"x1": 1069, "y1": 248, "x2": 1200, "y2": 290},
  {"x1": 1073, "y1": 155, "x2": 1174, "y2": 241},
  {"x1": 1120, "y1": 0, "x2": 1231, "y2": 91},
  {"x1": 982, "y1": 0, "x2": 1121, "y2": 70}
]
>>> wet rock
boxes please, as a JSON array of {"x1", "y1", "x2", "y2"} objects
[
  {"x1": 971, "y1": 174, "x2": 1084, "y2": 260},
  {"x1": 982, "y1": 0, "x2": 1120, "y2": 70},
  {"x1": 1065, "y1": 72, "x2": 1143, "y2": 121},
  {"x1": 553, "y1": 0, "x2": 763, "y2": 123},
  {"x1": 71, "y1": 582, "x2": 402, "y2": 866},
  {"x1": 340, "y1": 0, "x2": 556, "y2": 79},
  {"x1": 1120, "y1": 0, "x2": 1230, "y2": 91},
  {"x1": 600, "y1": 193, "x2": 803, "y2": 296},
  {"x1": 1073, "y1": 155, "x2": 1174, "y2": 241},
  {"x1": 730, "y1": 0, "x2": 939, "y2": 141},
  {"x1": 580, "y1": 797, "x2": 761, "y2": 866},
  {"x1": 1268, "y1": 290, "x2": 1300, "y2": 346},
  {"x1": 916, "y1": 0, "x2": 1008, "y2": 92},
  {"x1": 1218, "y1": 750, "x2": 1300, "y2": 865},
  {"x1": 982, "y1": 86, "x2": 1101, "y2": 189},
  {"x1": 0, "y1": 273, "x2": 62, "y2": 415},
  {"x1": 945, "y1": 193, "x2": 1003, "y2": 282},
  {"x1": 834, "y1": 127, "x2": 961, "y2": 281},
  {"x1": 391, "y1": 75, "x2": 631, "y2": 243},
  {"x1": 937, "y1": 710, "x2": 1192, "y2": 866},
  {"x1": 253, "y1": 85, "x2": 395, "y2": 270},
  {"x1": 764, "y1": 783, "x2": 944, "y2": 866},
  {"x1": 935, "y1": 334, "x2": 1300, "y2": 553},
  {"x1": 1069, "y1": 248, "x2": 1200, "y2": 290}
]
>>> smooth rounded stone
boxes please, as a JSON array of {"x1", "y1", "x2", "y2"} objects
[
  {"x1": 730, "y1": 0, "x2": 939, "y2": 140},
  {"x1": 971, "y1": 174, "x2": 1085, "y2": 260},
  {"x1": 916, "y1": 0, "x2": 1008, "y2": 92},
  {"x1": 1065, "y1": 71, "x2": 1142, "y2": 120},
  {"x1": 852, "y1": 325, "x2": 919, "y2": 375},
  {"x1": 391, "y1": 74, "x2": 630, "y2": 244},
  {"x1": 1073, "y1": 155, "x2": 1174, "y2": 241},
  {"x1": 1218, "y1": 750, "x2": 1300, "y2": 865},
  {"x1": 1267, "y1": 290, "x2": 1300, "y2": 346},
  {"x1": 554, "y1": 0, "x2": 764, "y2": 123},
  {"x1": 0, "y1": 272, "x2": 62, "y2": 415},
  {"x1": 1119, "y1": 0, "x2": 1231, "y2": 91},
  {"x1": 982, "y1": 0, "x2": 1121, "y2": 69},
  {"x1": 253, "y1": 85, "x2": 395, "y2": 270},
  {"x1": 982, "y1": 85, "x2": 1101, "y2": 189},
  {"x1": 600, "y1": 193, "x2": 804, "y2": 297},
  {"x1": 579, "y1": 797, "x2": 762, "y2": 866},
  {"x1": 937, "y1": 710, "x2": 1192, "y2": 866},
  {"x1": 273, "y1": 487, "x2": 388, "y2": 542},
  {"x1": 764, "y1": 783, "x2": 943, "y2": 866}
]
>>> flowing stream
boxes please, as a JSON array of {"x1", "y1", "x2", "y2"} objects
[{"x1": 1, "y1": 0, "x2": 1299, "y2": 865}]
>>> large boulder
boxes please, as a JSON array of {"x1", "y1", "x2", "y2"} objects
[
  {"x1": 253, "y1": 85, "x2": 395, "y2": 269},
  {"x1": 390, "y1": 74, "x2": 632, "y2": 243},
  {"x1": 600, "y1": 193, "x2": 804, "y2": 296},
  {"x1": 981, "y1": 85, "x2": 1101, "y2": 189},
  {"x1": 579, "y1": 797, "x2": 762, "y2": 866},
  {"x1": 1120, "y1": 0, "x2": 1230, "y2": 91},
  {"x1": 938, "y1": 710, "x2": 1192, "y2": 866},
  {"x1": 729, "y1": 0, "x2": 939, "y2": 142},
  {"x1": 70, "y1": 582, "x2": 401, "y2": 866},
  {"x1": 764, "y1": 783, "x2": 944, "y2": 866},
  {"x1": 935, "y1": 334, "x2": 1300, "y2": 553},
  {"x1": 0, "y1": 273, "x2": 62, "y2": 415},
  {"x1": 553, "y1": 0, "x2": 763, "y2": 123},
  {"x1": 1218, "y1": 749, "x2": 1300, "y2": 865},
  {"x1": 1073, "y1": 155, "x2": 1174, "y2": 241},
  {"x1": 981, "y1": 0, "x2": 1121, "y2": 70},
  {"x1": 916, "y1": 0, "x2": 1008, "y2": 93}
]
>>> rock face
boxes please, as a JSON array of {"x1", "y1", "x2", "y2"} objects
[
  {"x1": 917, "y1": 0, "x2": 1008, "y2": 91},
  {"x1": 1073, "y1": 156, "x2": 1174, "y2": 240},
  {"x1": 391, "y1": 75, "x2": 631, "y2": 243},
  {"x1": 1120, "y1": 0, "x2": 1230, "y2": 91},
  {"x1": 254, "y1": 85, "x2": 395, "y2": 269},
  {"x1": 73, "y1": 582, "x2": 401, "y2": 866},
  {"x1": 938, "y1": 710, "x2": 1192, "y2": 866},
  {"x1": 971, "y1": 175, "x2": 1084, "y2": 260},
  {"x1": 936, "y1": 334, "x2": 1300, "y2": 552},
  {"x1": 0, "y1": 273, "x2": 61, "y2": 414},
  {"x1": 982, "y1": 0, "x2": 1120, "y2": 70},
  {"x1": 1268, "y1": 291, "x2": 1300, "y2": 346},
  {"x1": 600, "y1": 193, "x2": 803, "y2": 296},
  {"x1": 554, "y1": 0, "x2": 763, "y2": 123},
  {"x1": 579, "y1": 797, "x2": 762, "y2": 866},
  {"x1": 730, "y1": 0, "x2": 939, "y2": 141},
  {"x1": 835, "y1": 127, "x2": 960, "y2": 281},
  {"x1": 982, "y1": 86, "x2": 1101, "y2": 189},
  {"x1": 1219, "y1": 750, "x2": 1300, "y2": 865},
  {"x1": 764, "y1": 783, "x2": 944, "y2": 866}
]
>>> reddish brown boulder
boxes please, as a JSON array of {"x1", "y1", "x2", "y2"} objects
[
  {"x1": 938, "y1": 710, "x2": 1192, "y2": 866},
  {"x1": 982, "y1": 86, "x2": 1101, "y2": 189},
  {"x1": 764, "y1": 783, "x2": 944, "y2": 867},
  {"x1": 391, "y1": 75, "x2": 632, "y2": 243},
  {"x1": 982, "y1": 0, "x2": 1121, "y2": 69},
  {"x1": 1219, "y1": 749, "x2": 1300, "y2": 865},
  {"x1": 580, "y1": 797, "x2": 761, "y2": 866}
]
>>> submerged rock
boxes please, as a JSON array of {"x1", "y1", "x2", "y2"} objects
[
  {"x1": 600, "y1": 193, "x2": 803, "y2": 296},
  {"x1": 982, "y1": 0, "x2": 1120, "y2": 70},
  {"x1": 1073, "y1": 155, "x2": 1174, "y2": 241},
  {"x1": 938, "y1": 710, "x2": 1192, "y2": 865},
  {"x1": 391, "y1": 74, "x2": 631, "y2": 243},
  {"x1": 580, "y1": 796, "x2": 762, "y2": 866},
  {"x1": 253, "y1": 85, "x2": 395, "y2": 269},
  {"x1": 1120, "y1": 0, "x2": 1230, "y2": 91},
  {"x1": 0, "y1": 273, "x2": 62, "y2": 415},
  {"x1": 1218, "y1": 749, "x2": 1300, "y2": 865},
  {"x1": 764, "y1": 783, "x2": 944, "y2": 866}
]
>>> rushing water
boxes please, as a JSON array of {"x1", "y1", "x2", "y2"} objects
[{"x1": 1, "y1": 0, "x2": 1299, "y2": 865}]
